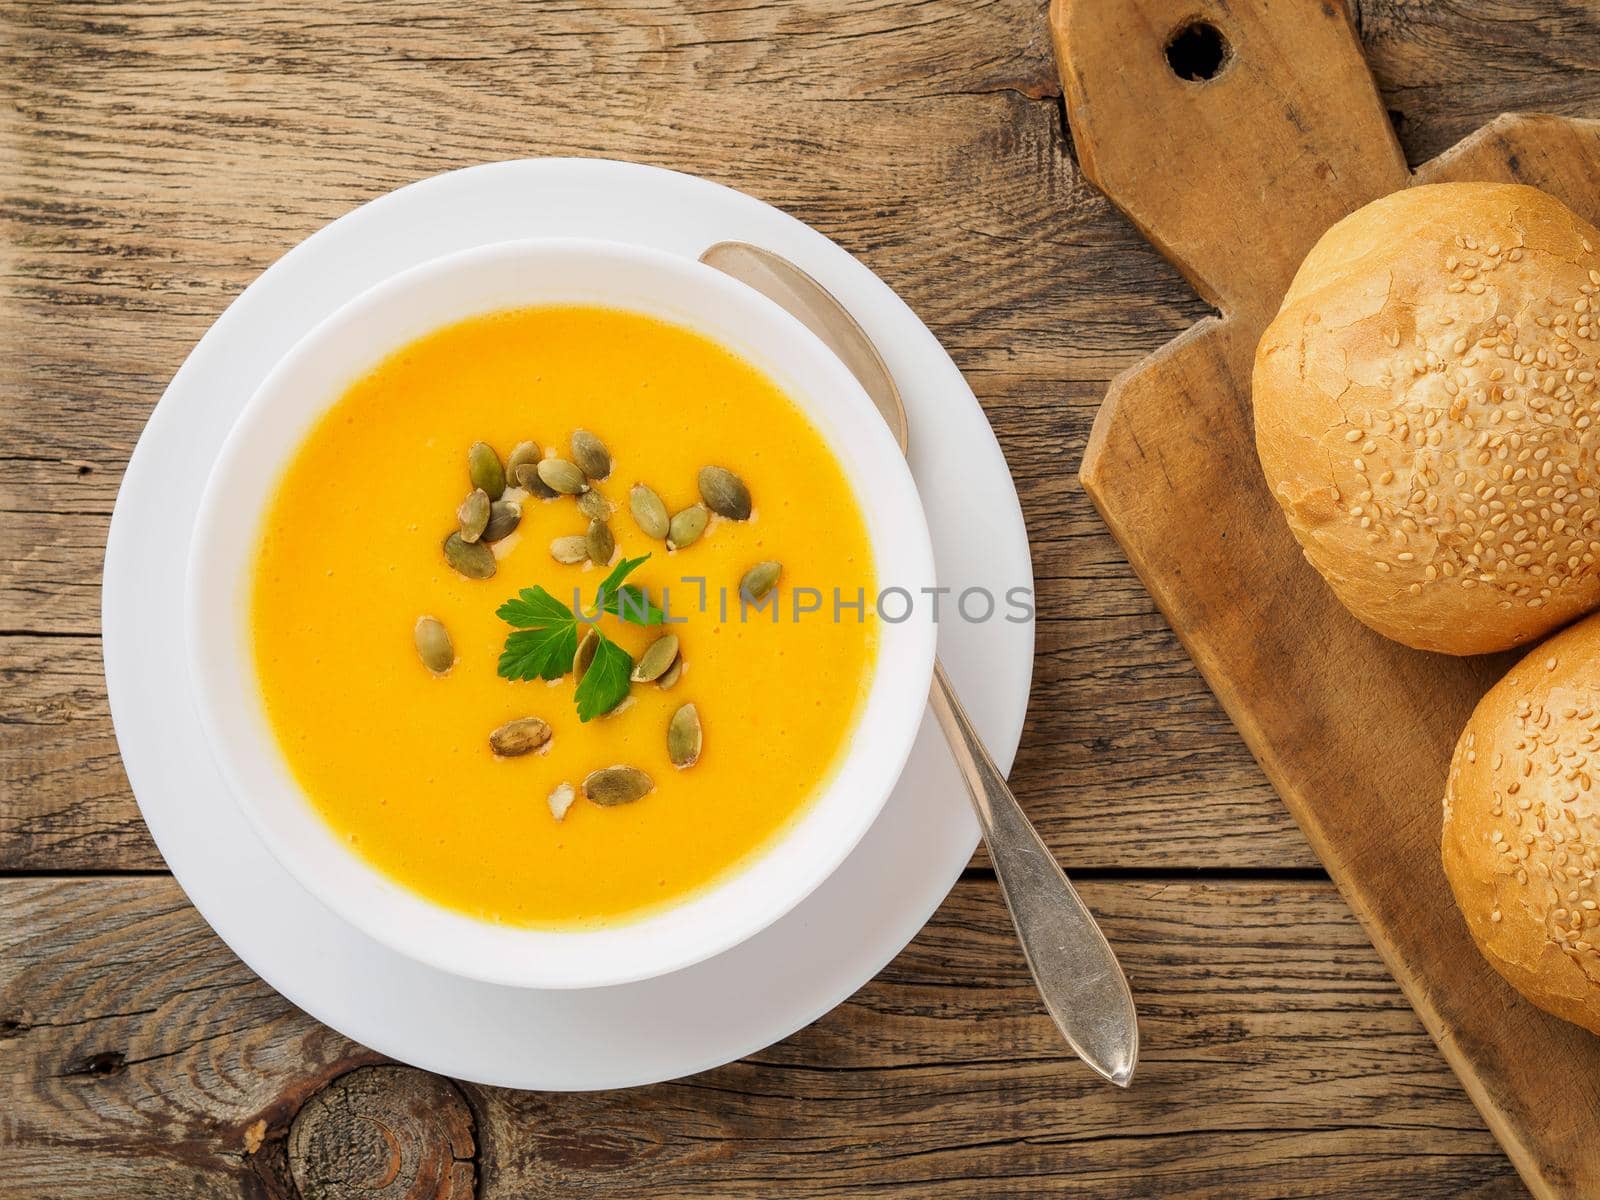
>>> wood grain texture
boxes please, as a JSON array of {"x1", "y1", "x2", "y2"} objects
[
  {"x1": 1054, "y1": 0, "x2": 1600, "y2": 1192},
  {"x1": 0, "y1": 636, "x2": 151, "y2": 870},
  {"x1": 287, "y1": 1066, "x2": 477, "y2": 1200},
  {"x1": 0, "y1": 876, "x2": 1525, "y2": 1198},
  {"x1": 1358, "y1": 0, "x2": 1600, "y2": 166}
]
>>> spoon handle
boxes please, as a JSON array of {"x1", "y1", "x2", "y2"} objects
[{"x1": 928, "y1": 659, "x2": 1139, "y2": 1086}]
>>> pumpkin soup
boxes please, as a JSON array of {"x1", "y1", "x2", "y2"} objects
[{"x1": 251, "y1": 306, "x2": 878, "y2": 927}]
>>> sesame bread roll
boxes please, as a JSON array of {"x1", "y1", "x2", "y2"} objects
[
  {"x1": 1442, "y1": 615, "x2": 1600, "y2": 1034},
  {"x1": 1254, "y1": 182, "x2": 1600, "y2": 655}
]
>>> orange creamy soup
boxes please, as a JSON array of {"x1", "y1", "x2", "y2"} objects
[{"x1": 251, "y1": 306, "x2": 878, "y2": 926}]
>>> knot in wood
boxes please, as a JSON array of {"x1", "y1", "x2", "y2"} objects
[{"x1": 287, "y1": 1065, "x2": 476, "y2": 1200}]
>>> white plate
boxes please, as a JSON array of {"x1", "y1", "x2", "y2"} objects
[{"x1": 103, "y1": 159, "x2": 1034, "y2": 1090}]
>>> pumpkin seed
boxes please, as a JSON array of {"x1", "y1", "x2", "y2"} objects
[
  {"x1": 571, "y1": 429, "x2": 612, "y2": 480},
  {"x1": 740, "y1": 560, "x2": 782, "y2": 603},
  {"x1": 587, "y1": 519, "x2": 615, "y2": 566},
  {"x1": 577, "y1": 489, "x2": 613, "y2": 521},
  {"x1": 657, "y1": 657, "x2": 682, "y2": 690},
  {"x1": 468, "y1": 441, "x2": 506, "y2": 500},
  {"x1": 667, "y1": 703, "x2": 702, "y2": 768},
  {"x1": 482, "y1": 500, "x2": 522, "y2": 543},
  {"x1": 513, "y1": 461, "x2": 559, "y2": 500},
  {"x1": 699, "y1": 465, "x2": 752, "y2": 520},
  {"x1": 508, "y1": 442, "x2": 551, "y2": 497},
  {"x1": 550, "y1": 534, "x2": 590, "y2": 564},
  {"x1": 667, "y1": 504, "x2": 708, "y2": 550},
  {"x1": 629, "y1": 483, "x2": 670, "y2": 539},
  {"x1": 506, "y1": 440, "x2": 541, "y2": 483},
  {"x1": 413, "y1": 616, "x2": 454, "y2": 675},
  {"x1": 583, "y1": 765, "x2": 654, "y2": 806},
  {"x1": 631, "y1": 633, "x2": 680, "y2": 682},
  {"x1": 489, "y1": 717, "x2": 552, "y2": 757},
  {"x1": 537, "y1": 458, "x2": 589, "y2": 495},
  {"x1": 456, "y1": 488, "x2": 490, "y2": 543},
  {"x1": 573, "y1": 627, "x2": 599, "y2": 681},
  {"x1": 443, "y1": 531, "x2": 496, "y2": 579},
  {"x1": 547, "y1": 781, "x2": 576, "y2": 821}
]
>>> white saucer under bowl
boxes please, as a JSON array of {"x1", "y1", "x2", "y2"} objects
[{"x1": 103, "y1": 159, "x2": 1034, "y2": 1090}]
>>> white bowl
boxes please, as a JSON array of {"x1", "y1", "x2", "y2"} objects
[{"x1": 184, "y1": 238, "x2": 937, "y2": 990}]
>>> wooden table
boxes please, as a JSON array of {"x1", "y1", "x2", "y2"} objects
[{"x1": 3, "y1": 2, "x2": 1597, "y2": 1195}]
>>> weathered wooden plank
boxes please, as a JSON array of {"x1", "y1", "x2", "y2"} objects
[
  {"x1": 1356, "y1": 0, "x2": 1600, "y2": 165},
  {"x1": 0, "y1": 513, "x2": 106, "y2": 636},
  {"x1": 0, "y1": 636, "x2": 157, "y2": 871},
  {"x1": 0, "y1": 876, "x2": 1523, "y2": 1198}
]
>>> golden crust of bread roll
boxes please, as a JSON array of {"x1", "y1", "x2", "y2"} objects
[
  {"x1": 1254, "y1": 182, "x2": 1600, "y2": 655},
  {"x1": 1442, "y1": 614, "x2": 1600, "y2": 1034}
]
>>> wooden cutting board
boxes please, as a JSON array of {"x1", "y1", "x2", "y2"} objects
[{"x1": 1049, "y1": 1, "x2": 1600, "y2": 1195}]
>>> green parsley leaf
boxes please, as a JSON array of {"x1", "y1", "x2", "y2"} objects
[
  {"x1": 496, "y1": 586, "x2": 580, "y2": 681},
  {"x1": 495, "y1": 560, "x2": 658, "y2": 714},
  {"x1": 602, "y1": 584, "x2": 665, "y2": 625},
  {"x1": 573, "y1": 635, "x2": 633, "y2": 721},
  {"x1": 497, "y1": 585, "x2": 576, "y2": 630},
  {"x1": 593, "y1": 553, "x2": 648, "y2": 605},
  {"x1": 592, "y1": 553, "x2": 664, "y2": 626},
  {"x1": 499, "y1": 624, "x2": 580, "y2": 682}
]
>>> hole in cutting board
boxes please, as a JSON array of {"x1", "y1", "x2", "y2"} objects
[{"x1": 1165, "y1": 21, "x2": 1229, "y2": 81}]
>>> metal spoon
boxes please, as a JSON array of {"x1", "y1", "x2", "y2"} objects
[{"x1": 700, "y1": 241, "x2": 1139, "y2": 1087}]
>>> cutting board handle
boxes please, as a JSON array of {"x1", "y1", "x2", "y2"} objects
[{"x1": 1049, "y1": 0, "x2": 1410, "y2": 319}]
